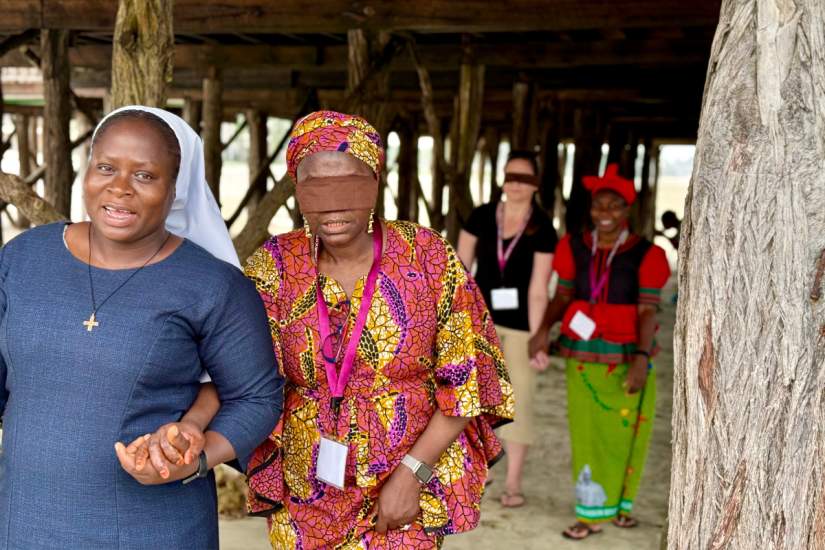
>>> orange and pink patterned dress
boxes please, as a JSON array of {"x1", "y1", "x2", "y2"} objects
[{"x1": 244, "y1": 220, "x2": 514, "y2": 549}]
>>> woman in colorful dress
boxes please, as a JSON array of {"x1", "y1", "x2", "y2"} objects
[
  {"x1": 244, "y1": 110, "x2": 514, "y2": 549},
  {"x1": 0, "y1": 106, "x2": 283, "y2": 549},
  {"x1": 457, "y1": 150, "x2": 557, "y2": 508},
  {"x1": 528, "y1": 164, "x2": 670, "y2": 540}
]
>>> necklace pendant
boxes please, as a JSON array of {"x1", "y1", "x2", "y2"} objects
[{"x1": 83, "y1": 312, "x2": 100, "y2": 332}]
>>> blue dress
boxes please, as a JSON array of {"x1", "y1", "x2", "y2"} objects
[{"x1": 0, "y1": 223, "x2": 283, "y2": 549}]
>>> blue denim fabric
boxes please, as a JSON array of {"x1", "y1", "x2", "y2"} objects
[{"x1": 0, "y1": 223, "x2": 283, "y2": 549}]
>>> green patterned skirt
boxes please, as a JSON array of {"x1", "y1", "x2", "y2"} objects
[{"x1": 565, "y1": 359, "x2": 656, "y2": 523}]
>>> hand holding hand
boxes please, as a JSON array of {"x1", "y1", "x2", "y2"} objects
[{"x1": 114, "y1": 434, "x2": 198, "y2": 485}]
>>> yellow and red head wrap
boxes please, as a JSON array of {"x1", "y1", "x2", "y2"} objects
[{"x1": 286, "y1": 110, "x2": 385, "y2": 181}]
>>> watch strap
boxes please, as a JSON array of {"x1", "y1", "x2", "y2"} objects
[
  {"x1": 401, "y1": 454, "x2": 433, "y2": 484},
  {"x1": 181, "y1": 451, "x2": 209, "y2": 485}
]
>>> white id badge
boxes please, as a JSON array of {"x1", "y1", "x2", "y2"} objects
[
  {"x1": 569, "y1": 310, "x2": 597, "y2": 341},
  {"x1": 491, "y1": 288, "x2": 519, "y2": 310},
  {"x1": 316, "y1": 437, "x2": 348, "y2": 489}
]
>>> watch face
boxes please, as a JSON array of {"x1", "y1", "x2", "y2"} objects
[{"x1": 416, "y1": 463, "x2": 434, "y2": 483}]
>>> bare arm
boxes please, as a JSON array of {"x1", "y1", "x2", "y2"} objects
[
  {"x1": 376, "y1": 409, "x2": 471, "y2": 533},
  {"x1": 456, "y1": 230, "x2": 478, "y2": 273},
  {"x1": 625, "y1": 304, "x2": 658, "y2": 393},
  {"x1": 180, "y1": 383, "x2": 220, "y2": 431},
  {"x1": 527, "y1": 252, "x2": 554, "y2": 335}
]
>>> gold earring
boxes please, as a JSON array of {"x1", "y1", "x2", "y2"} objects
[
  {"x1": 303, "y1": 216, "x2": 312, "y2": 238},
  {"x1": 367, "y1": 209, "x2": 375, "y2": 234}
]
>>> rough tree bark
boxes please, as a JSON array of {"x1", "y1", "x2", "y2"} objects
[
  {"x1": 0, "y1": 172, "x2": 65, "y2": 225},
  {"x1": 110, "y1": 0, "x2": 173, "y2": 109},
  {"x1": 668, "y1": 0, "x2": 825, "y2": 548},
  {"x1": 41, "y1": 29, "x2": 73, "y2": 217}
]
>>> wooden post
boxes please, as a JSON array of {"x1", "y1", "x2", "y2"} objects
[
  {"x1": 182, "y1": 97, "x2": 202, "y2": 133},
  {"x1": 567, "y1": 106, "x2": 603, "y2": 235},
  {"x1": 488, "y1": 128, "x2": 502, "y2": 204},
  {"x1": 397, "y1": 118, "x2": 418, "y2": 222},
  {"x1": 636, "y1": 135, "x2": 656, "y2": 239},
  {"x1": 620, "y1": 128, "x2": 638, "y2": 181},
  {"x1": 41, "y1": 29, "x2": 73, "y2": 217},
  {"x1": 202, "y1": 67, "x2": 223, "y2": 205},
  {"x1": 446, "y1": 51, "x2": 485, "y2": 244},
  {"x1": 668, "y1": 0, "x2": 825, "y2": 547},
  {"x1": 540, "y1": 108, "x2": 561, "y2": 216},
  {"x1": 13, "y1": 115, "x2": 32, "y2": 228},
  {"x1": 110, "y1": 0, "x2": 173, "y2": 109},
  {"x1": 246, "y1": 109, "x2": 268, "y2": 209}
]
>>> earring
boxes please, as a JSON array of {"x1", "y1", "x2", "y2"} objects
[
  {"x1": 303, "y1": 216, "x2": 312, "y2": 238},
  {"x1": 367, "y1": 209, "x2": 375, "y2": 234}
]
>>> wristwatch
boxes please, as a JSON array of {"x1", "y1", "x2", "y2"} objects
[
  {"x1": 401, "y1": 454, "x2": 434, "y2": 484},
  {"x1": 181, "y1": 451, "x2": 209, "y2": 485}
]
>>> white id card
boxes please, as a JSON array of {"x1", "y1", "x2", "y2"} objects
[
  {"x1": 316, "y1": 437, "x2": 348, "y2": 489},
  {"x1": 569, "y1": 310, "x2": 597, "y2": 341},
  {"x1": 491, "y1": 288, "x2": 519, "y2": 310}
]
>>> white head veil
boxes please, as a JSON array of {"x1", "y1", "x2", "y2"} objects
[{"x1": 91, "y1": 105, "x2": 240, "y2": 268}]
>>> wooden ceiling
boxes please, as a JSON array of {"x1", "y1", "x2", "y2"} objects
[{"x1": 0, "y1": 0, "x2": 723, "y2": 140}]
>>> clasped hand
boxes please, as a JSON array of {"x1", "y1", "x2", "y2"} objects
[{"x1": 114, "y1": 421, "x2": 205, "y2": 485}]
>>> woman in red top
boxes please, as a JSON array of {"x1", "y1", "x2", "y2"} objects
[{"x1": 529, "y1": 164, "x2": 670, "y2": 540}]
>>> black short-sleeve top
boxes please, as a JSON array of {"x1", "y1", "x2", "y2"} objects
[{"x1": 463, "y1": 202, "x2": 558, "y2": 331}]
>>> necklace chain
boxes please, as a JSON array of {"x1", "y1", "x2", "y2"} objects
[{"x1": 85, "y1": 224, "x2": 172, "y2": 331}]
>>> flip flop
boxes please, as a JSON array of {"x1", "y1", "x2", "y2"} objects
[
  {"x1": 612, "y1": 514, "x2": 639, "y2": 528},
  {"x1": 499, "y1": 492, "x2": 526, "y2": 508},
  {"x1": 562, "y1": 522, "x2": 603, "y2": 540}
]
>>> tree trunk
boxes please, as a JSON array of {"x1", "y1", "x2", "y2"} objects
[
  {"x1": 566, "y1": 106, "x2": 602, "y2": 235},
  {"x1": 668, "y1": 1, "x2": 825, "y2": 548},
  {"x1": 110, "y1": 0, "x2": 173, "y2": 109},
  {"x1": 0, "y1": 171, "x2": 64, "y2": 225},
  {"x1": 202, "y1": 67, "x2": 223, "y2": 205},
  {"x1": 41, "y1": 29, "x2": 73, "y2": 217}
]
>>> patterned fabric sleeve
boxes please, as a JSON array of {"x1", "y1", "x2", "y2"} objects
[
  {"x1": 638, "y1": 244, "x2": 671, "y2": 305},
  {"x1": 428, "y1": 231, "x2": 514, "y2": 424},
  {"x1": 243, "y1": 240, "x2": 288, "y2": 515},
  {"x1": 552, "y1": 234, "x2": 576, "y2": 297}
]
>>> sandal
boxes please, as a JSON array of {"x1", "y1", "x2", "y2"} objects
[
  {"x1": 499, "y1": 491, "x2": 526, "y2": 508},
  {"x1": 562, "y1": 522, "x2": 603, "y2": 540},
  {"x1": 612, "y1": 514, "x2": 639, "y2": 528}
]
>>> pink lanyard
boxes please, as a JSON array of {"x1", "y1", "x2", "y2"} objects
[
  {"x1": 588, "y1": 228, "x2": 628, "y2": 303},
  {"x1": 496, "y1": 202, "x2": 532, "y2": 275},
  {"x1": 315, "y1": 222, "x2": 383, "y2": 413}
]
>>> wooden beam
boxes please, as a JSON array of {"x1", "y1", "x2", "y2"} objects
[
  {"x1": 110, "y1": 0, "x2": 174, "y2": 109},
  {"x1": 567, "y1": 105, "x2": 604, "y2": 234},
  {"x1": 245, "y1": 109, "x2": 267, "y2": 208},
  {"x1": 1, "y1": 1, "x2": 722, "y2": 33},
  {"x1": 0, "y1": 38, "x2": 714, "y2": 71},
  {"x1": 41, "y1": 30, "x2": 73, "y2": 217}
]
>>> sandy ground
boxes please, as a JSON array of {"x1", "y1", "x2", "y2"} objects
[{"x1": 220, "y1": 287, "x2": 676, "y2": 550}]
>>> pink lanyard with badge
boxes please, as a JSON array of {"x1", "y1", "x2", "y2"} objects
[
  {"x1": 496, "y1": 201, "x2": 532, "y2": 275},
  {"x1": 314, "y1": 222, "x2": 383, "y2": 417},
  {"x1": 588, "y1": 228, "x2": 628, "y2": 303}
]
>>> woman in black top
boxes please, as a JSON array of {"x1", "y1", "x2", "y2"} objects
[{"x1": 457, "y1": 150, "x2": 558, "y2": 508}]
